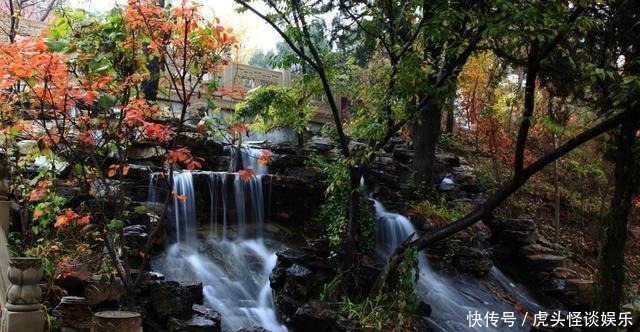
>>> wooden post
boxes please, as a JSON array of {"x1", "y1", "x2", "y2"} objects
[{"x1": 91, "y1": 311, "x2": 142, "y2": 332}]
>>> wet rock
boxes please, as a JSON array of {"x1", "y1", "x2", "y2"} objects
[
  {"x1": 408, "y1": 212, "x2": 434, "y2": 232},
  {"x1": 485, "y1": 219, "x2": 538, "y2": 246},
  {"x1": 85, "y1": 275, "x2": 125, "y2": 307},
  {"x1": 54, "y1": 262, "x2": 91, "y2": 296},
  {"x1": 563, "y1": 279, "x2": 594, "y2": 308},
  {"x1": 269, "y1": 154, "x2": 306, "y2": 173},
  {"x1": 450, "y1": 165, "x2": 478, "y2": 192},
  {"x1": 204, "y1": 155, "x2": 232, "y2": 172},
  {"x1": 191, "y1": 305, "x2": 221, "y2": 325},
  {"x1": 52, "y1": 296, "x2": 92, "y2": 332},
  {"x1": 435, "y1": 153, "x2": 460, "y2": 167},
  {"x1": 167, "y1": 318, "x2": 214, "y2": 332},
  {"x1": 176, "y1": 133, "x2": 222, "y2": 153},
  {"x1": 129, "y1": 144, "x2": 166, "y2": 161},
  {"x1": 124, "y1": 225, "x2": 148, "y2": 249},
  {"x1": 518, "y1": 244, "x2": 556, "y2": 257},
  {"x1": 538, "y1": 276, "x2": 566, "y2": 297},
  {"x1": 523, "y1": 254, "x2": 566, "y2": 272},
  {"x1": 286, "y1": 264, "x2": 312, "y2": 279},
  {"x1": 392, "y1": 147, "x2": 413, "y2": 164},
  {"x1": 175, "y1": 133, "x2": 227, "y2": 171},
  {"x1": 550, "y1": 267, "x2": 580, "y2": 279},
  {"x1": 271, "y1": 246, "x2": 333, "y2": 320},
  {"x1": 168, "y1": 314, "x2": 220, "y2": 332},
  {"x1": 266, "y1": 141, "x2": 299, "y2": 155},
  {"x1": 148, "y1": 281, "x2": 203, "y2": 318},
  {"x1": 124, "y1": 164, "x2": 156, "y2": 181},
  {"x1": 283, "y1": 167, "x2": 322, "y2": 184},
  {"x1": 292, "y1": 301, "x2": 336, "y2": 332},
  {"x1": 308, "y1": 136, "x2": 335, "y2": 151},
  {"x1": 235, "y1": 328, "x2": 271, "y2": 332},
  {"x1": 263, "y1": 175, "x2": 324, "y2": 227},
  {"x1": 452, "y1": 246, "x2": 493, "y2": 276},
  {"x1": 417, "y1": 301, "x2": 432, "y2": 317}
]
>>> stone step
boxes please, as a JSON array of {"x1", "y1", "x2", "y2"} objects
[{"x1": 524, "y1": 254, "x2": 566, "y2": 272}]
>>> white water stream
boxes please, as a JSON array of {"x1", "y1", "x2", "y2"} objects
[
  {"x1": 373, "y1": 199, "x2": 541, "y2": 331},
  {"x1": 151, "y1": 147, "x2": 287, "y2": 332}
]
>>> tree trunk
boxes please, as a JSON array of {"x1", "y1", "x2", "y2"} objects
[
  {"x1": 595, "y1": 116, "x2": 639, "y2": 318},
  {"x1": 445, "y1": 107, "x2": 455, "y2": 134},
  {"x1": 343, "y1": 169, "x2": 362, "y2": 275},
  {"x1": 412, "y1": 101, "x2": 442, "y2": 190}
]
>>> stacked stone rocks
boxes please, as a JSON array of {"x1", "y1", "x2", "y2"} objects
[{"x1": 485, "y1": 218, "x2": 594, "y2": 310}]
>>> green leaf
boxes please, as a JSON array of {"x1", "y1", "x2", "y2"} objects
[
  {"x1": 46, "y1": 39, "x2": 69, "y2": 52},
  {"x1": 107, "y1": 219, "x2": 125, "y2": 230},
  {"x1": 133, "y1": 205, "x2": 147, "y2": 215},
  {"x1": 98, "y1": 94, "x2": 117, "y2": 110}
]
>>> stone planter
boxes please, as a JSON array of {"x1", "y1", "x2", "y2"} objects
[
  {"x1": 6, "y1": 257, "x2": 43, "y2": 312},
  {"x1": 91, "y1": 311, "x2": 142, "y2": 332}
]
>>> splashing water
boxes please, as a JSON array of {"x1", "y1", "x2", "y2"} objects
[
  {"x1": 373, "y1": 200, "x2": 540, "y2": 331},
  {"x1": 151, "y1": 171, "x2": 287, "y2": 332}
]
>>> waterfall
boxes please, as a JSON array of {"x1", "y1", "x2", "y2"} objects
[
  {"x1": 226, "y1": 145, "x2": 269, "y2": 175},
  {"x1": 240, "y1": 146, "x2": 269, "y2": 175},
  {"x1": 374, "y1": 200, "x2": 539, "y2": 332},
  {"x1": 151, "y1": 170, "x2": 287, "y2": 332},
  {"x1": 173, "y1": 172, "x2": 197, "y2": 244}
]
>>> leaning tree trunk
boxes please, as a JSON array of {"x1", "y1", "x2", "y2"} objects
[
  {"x1": 412, "y1": 100, "x2": 442, "y2": 191},
  {"x1": 595, "y1": 115, "x2": 639, "y2": 320}
]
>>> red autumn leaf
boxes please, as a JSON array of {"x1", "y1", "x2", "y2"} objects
[
  {"x1": 83, "y1": 90, "x2": 99, "y2": 104},
  {"x1": 78, "y1": 214, "x2": 91, "y2": 226},
  {"x1": 257, "y1": 150, "x2": 272, "y2": 165},
  {"x1": 239, "y1": 167, "x2": 256, "y2": 181},
  {"x1": 79, "y1": 131, "x2": 95, "y2": 144}
]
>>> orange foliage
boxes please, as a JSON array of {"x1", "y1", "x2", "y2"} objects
[
  {"x1": 28, "y1": 180, "x2": 50, "y2": 202},
  {"x1": 257, "y1": 150, "x2": 272, "y2": 165},
  {"x1": 54, "y1": 209, "x2": 90, "y2": 229},
  {"x1": 166, "y1": 147, "x2": 203, "y2": 170}
]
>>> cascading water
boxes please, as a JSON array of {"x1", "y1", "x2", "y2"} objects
[
  {"x1": 226, "y1": 145, "x2": 269, "y2": 175},
  {"x1": 374, "y1": 200, "x2": 542, "y2": 331},
  {"x1": 151, "y1": 167, "x2": 287, "y2": 332}
]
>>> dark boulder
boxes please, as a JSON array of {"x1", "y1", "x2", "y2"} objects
[
  {"x1": 452, "y1": 246, "x2": 492, "y2": 276},
  {"x1": 148, "y1": 281, "x2": 203, "y2": 318},
  {"x1": 270, "y1": 245, "x2": 333, "y2": 321},
  {"x1": 485, "y1": 219, "x2": 538, "y2": 246},
  {"x1": 292, "y1": 301, "x2": 337, "y2": 332},
  {"x1": 235, "y1": 328, "x2": 272, "y2": 332},
  {"x1": 85, "y1": 274, "x2": 126, "y2": 307},
  {"x1": 168, "y1": 315, "x2": 220, "y2": 332},
  {"x1": 263, "y1": 175, "x2": 324, "y2": 228}
]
